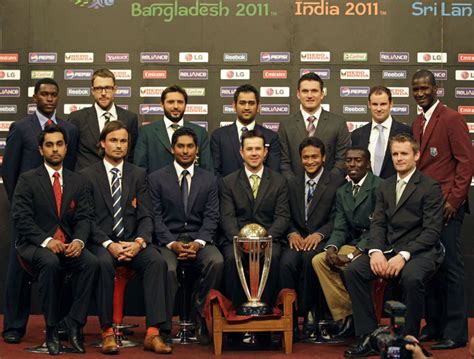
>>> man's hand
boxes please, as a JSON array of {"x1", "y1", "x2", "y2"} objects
[
  {"x1": 120, "y1": 241, "x2": 141, "y2": 260},
  {"x1": 288, "y1": 233, "x2": 304, "y2": 251},
  {"x1": 64, "y1": 241, "x2": 82, "y2": 258},
  {"x1": 370, "y1": 251, "x2": 388, "y2": 277},
  {"x1": 404, "y1": 336, "x2": 428, "y2": 359},
  {"x1": 303, "y1": 233, "x2": 322, "y2": 251},
  {"x1": 47, "y1": 239, "x2": 67, "y2": 254},
  {"x1": 107, "y1": 242, "x2": 126, "y2": 261},
  {"x1": 443, "y1": 201, "x2": 457, "y2": 224},
  {"x1": 385, "y1": 254, "x2": 406, "y2": 278},
  {"x1": 333, "y1": 254, "x2": 352, "y2": 267},
  {"x1": 170, "y1": 242, "x2": 197, "y2": 261}
]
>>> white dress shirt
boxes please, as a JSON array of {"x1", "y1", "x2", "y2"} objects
[{"x1": 95, "y1": 103, "x2": 118, "y2": 133}]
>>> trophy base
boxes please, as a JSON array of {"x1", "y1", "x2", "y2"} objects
[{"x1": 236, "y1": 302, "x2": 273, "y2": 316}]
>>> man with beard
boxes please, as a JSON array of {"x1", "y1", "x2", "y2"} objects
[
  {"x1": 210, "y1": 84, "x2": 280, "y2": 177},
  {"x1": 68, "y1": 68, "x2": 138, "y2": 171},
  {"x1": 134, "y1": 85, "x2": 213, "y2": 173}
]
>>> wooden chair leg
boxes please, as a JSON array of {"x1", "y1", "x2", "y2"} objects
[
  {"x1": 213, "y1": 331, "x2": 223, "y2": 355},
  {"x1": 283, "y1": 329, "x2": 292, "y2": 354}
]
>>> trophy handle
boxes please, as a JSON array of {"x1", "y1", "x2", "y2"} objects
[
  {"x1": 233, "y1": 237, "x2": 252, "y2": 302},
  {"x1": 256, "y1": 239, "x2": 272, "y2": 299}
]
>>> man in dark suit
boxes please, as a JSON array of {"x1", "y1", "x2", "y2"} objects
[
  {"x1": 210, "y1": 84, "x2": 280, "y2": 177},
  {"x1": 2, "y1": 78, "x2": 78, "y2": 344},
  {"x1": 312, "y1": 147, "x2": 382, "y2": 340},
  {"x1": 220, "y1": 129, "x2": 290, "y2": 311},
  {"x1": 278, "y1": 72, "x2": 350, "y2": 180},
  {"x1": 350, "y1": 86, "x2": 412, "y2": 179},
  {"x1": 12, "y1": 125, "x2": 98, "y2": 355},
  {"x1": 343, "y1": 134, "x2": 444, "y2": 357},
  {"x1": 81, "y1": 121, "x2": 172, "y2": 354},
  {"x1": 148, "y1": 127, "x2": 223, "y2": 344},
  {"x1": 279, "y1": 137, "x2": 342, "y2": 340},
  {"x1": 68, "y1": 68, "x2": 139, "y2": 171},
  {"x1": 134, "y1": 85, "x2": 213, "y2": 173},
  {"x1": 411, "y1": 70, "x2": 472, "y2": 350}
]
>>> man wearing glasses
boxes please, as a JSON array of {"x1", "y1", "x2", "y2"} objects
[{"x1": 68, "y1": 68, "x2": 138, "y2": 171}]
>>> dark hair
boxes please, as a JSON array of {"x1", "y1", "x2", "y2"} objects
[
  {"x1": 98, "y1": 121, "x2": 129, "y2": 157},
  {"x1": 241, "y1": 129, "x2": 266, "y2": 148},
  {"x1": 412, "y1": 69, "x2": 436, "y2": 86},
  {"x1": 34, "y1": 78, "x2": 59, "y2": 94},
  {"x1": 389, "y1": 133, "x2": 420, "y2": 154},
  {"x1": 161, "y1": 85, "x2": 188, "y2": 104},
  {"x1": 298, "y1": 72, "x2": 324, "y2": 91},
  {"x1": 298, "y1": 137, "x2": 326, "y2": 157},
  {"x1": 368, "y1": 86, "x2": 392, "y2": 102},
  {"x1": 233, "y1": 84, "x2": 260, "y2": 105},
  {"x1": 91, "y1": 68, "x2": 116, "y2": 86},
  {"x1": 38, "y1": 124, "x2": 67, "y2": 147},
  {"x1": 171, "y1": 126, "x2": 198, "y2": 147},
  {"x1": 346, "y1": 146, "x2": 371, "y2": 161}
]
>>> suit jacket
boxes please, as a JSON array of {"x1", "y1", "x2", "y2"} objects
[
  {"x1": 287, "y1": 169, "x2": 343, "y2": 240},
  {"x1": 148, "y1": 164, "x2": 219, "y2": 245},
  {"x1": 351, "y1": 118, "x2": 412, "y2": 179},
  {"x1": 326, "y1": 172, "x2": 382, "y2": 250},
  {"x1": 370, "y1": 169, "x2": 444, "y2": 263},
  {"x1": 12, "y1": 165, "x2": 92, "y2": 262},
  {"x1": 3, "y1": 114, "x2": 78, "y2": 202},
  {"x1": 133, "y1": 119, "x2": 213, "y2": 173},
  {"x1": 81, "y1": 161, "x2": 153, "y2": 246},
  {"x1": 278, "y1": 109, "x2": 350, "y2": 179},
  {"x1": 210, "y1": 122, "x2": 280, "y2": 177},
  {"x1": 68, "y1": 105, "x2": 139, "y2": 171},
  {"x1": 412, "y1": 102, "x2": 472, "y2": 210},
  {"x1": 219, "y1": 167, "x2": 289, "y2": 245}
]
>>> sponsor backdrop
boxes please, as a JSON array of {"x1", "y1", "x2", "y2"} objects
[{"x1": 0, "y1": 0, "x2": 473, "y2": 313}]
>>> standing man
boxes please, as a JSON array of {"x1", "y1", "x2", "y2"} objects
[
  {"x1": 134, "y1": 85, "x2": 213, "y2": 173},
  {"x1": 278, "y1": 72, "x2": 350, "y2": 179},
  {"x1": 81, "y1": 121, "x2": 172, "y2": 354},
  {"x1": 312, "y1": 147, "x2": 382, "y2": 340},
  {"x1": 2, "y1": 78, "x2": 78, "y2": 344},
  {"x1": 411, "y1": 69, "x2": 472, "y2": 350},
  {"x1": 148, "y1": 127, "x2": 223, "y2": 344},
  {"x1": 343, "y1": 134, "x2": 444, "y2": 357},
  {"x1": 210, "y1": 84, "x2": 280, "y2": 177},
  {"x1": 351, "y1": 86, "x2": 412, "y2": 179},
  {"x1": 68, "y1": 68, "x2": 139, "y2": 171},
  {"x1": 12, "y1": 125, "x2": 98, "y2": 355}
]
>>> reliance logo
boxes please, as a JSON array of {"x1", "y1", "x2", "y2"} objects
[
  {"x1": 179, "y1": 69, "x2": 209, "y2": 80},
  {"x1": 0, "y1": 87, "x2": 20, "y2": 97},
  {"x1": 260, "y1": 104, "x2": 290, "y2": 116},
  {"x1": 220, "y1": 86, "x2": 237, "y2": 97},
  {"x1": 140, "y1": 52, "x2": 170, "y2": 63},
  {"x1": 379, "y1": 52, "x2": 410, "y2": 63}
]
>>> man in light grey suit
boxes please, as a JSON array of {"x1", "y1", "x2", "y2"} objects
[{"x1": 278, "y1": 72, "x2": 350, "y2": 180}]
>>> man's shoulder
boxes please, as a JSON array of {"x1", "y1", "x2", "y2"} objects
[
  {"x1": 264, "y1": 167, "x2": 286, "y2": 185},
  {"x1": 184, "y1": 120, "x2": 207, "y2": 134},
  {"x1": 11, "y1": 114, "x2": 36, "y2": 129},
  {"x1": 211, "y1": 123, "x2": 233, "y2": 137},
  {"x1": 351, "y1": 122, "x2": 371, "y2": 136},
  {"x1": 148, "y1": 163, "x2": 173, "y2": 182},
  {"x1": 195, "y1": 166, "x2": 217, "y2": 181},
  {"x1": 116, "y1": 106, "x2": 138, "y2": 120},
  {"x1": 255, "y1": 123, "x2": 278, "y2": 139}
]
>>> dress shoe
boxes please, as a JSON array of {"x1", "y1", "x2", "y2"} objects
[
  {"x1": 3, "y1": 331, "x2": 21, "y2": 344},
  {"x1": 195, "y1": 316, "x2": 210, "y2": 345},
  {"x1": 418, "y1": 333, "x2": 440, "y2": 342},
  {"x1": 101, "y1": 335, "x2": 119, "y2": 355},
  {"x1": 333, "y1": 316, "x2": 355, "y2": 340},
  {"x1": 46, "y1": 326, "x2": 60, "y2": 355},
  {"x1": 144, "y1": 335, "x2": 173, "y2": 354},
  {"x1": 65, "y1": 320, "x2": 85, "y2": 353},
  {"x1": 431, "y1": 339, "x2": 466, "y2": 350},
  {"x1": 344, "y1": 334, "x2": 379, "y2": 357}
]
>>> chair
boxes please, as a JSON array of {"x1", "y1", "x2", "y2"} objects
[{"x1": 372, "y1": 277, "x2": 387, "y2": 323}]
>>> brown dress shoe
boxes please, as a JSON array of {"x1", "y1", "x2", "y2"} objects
[
  {"x1": 144, "y1": 335, "x2": 173, "y2": 354},
  {"x1": 101, "y1": 335, "x2": 119, "y2": 355}
]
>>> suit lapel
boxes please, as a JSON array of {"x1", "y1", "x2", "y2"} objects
[
  {"x1": 307, "y1": 170, "x2": 328, "y2": 218},
  {"x1": 38, "y1": 166, "x2": 58, "y2": 217},
  {"x1": 31, "y1": 114, "x2": 43, "y2": 132},
  {"x1": 187, "y1": 166, "x2": 201, "y2": 216},
  {"x1": 154, "y1": 120, "x2": 172, "y2": 154},
  {"x1": 121, "y1": 163, "x2": 132, "y2": 209},
  {"x1": 227, "y1": 123, "x2": 243, "y2": 166},
  {"x1": 238, "y1": 169, "x2": 254, "y2": 208},
  {"x1": 253, "y1": 168, "x2": 270, "y2": 213},
  {"x1": 86, "y1": 107, "x2": 101, "y2": 143},
  {"x1": 295, "y1": 111, "x2": 308, "y2": 140},
  {"x1": 96, "y1": 163, "x2": 114, "y2": 215},
  {"x1": 419, "y1": 103, "x2": 441, "y2": 153},
  {"x1": 165, "y1": 165, "x2": 186, "y2": 216},
  {"x1": 294, "y1": 175, "x2": 306, "y2": 225},
  {"x1": 315, "y1": 109, "x2": 329, "y2": 138},
  {"x1": 393, "y1": 171, "x2": 419, "y2": 214},
  {"x1": 354, "y1": 173, "x2": 372, "y2": 209}
]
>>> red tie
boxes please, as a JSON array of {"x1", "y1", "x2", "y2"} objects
[
  {"x1": 419, "y1": 115, "x2": 427, "y2": 145},
  {"x1": 46, "y1": 119, "x2": 54, "y2": 126},
  {"x1": 52, "y1": 172, "x2": 66, "y2": 243}
]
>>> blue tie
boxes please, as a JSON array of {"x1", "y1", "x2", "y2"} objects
[
  {"x1": 181, "y1": 169, "x2": 189, "y2": 214},
  {"x1": 110, "y1": 168, "x2": 124, "y2": 238},
  {"x1": 373, "y1": 124, "x2": 385, "y2": 176}
]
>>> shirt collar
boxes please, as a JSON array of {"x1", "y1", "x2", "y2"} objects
[
  {"x1": 36, "y1": 110, "x2": 57, "y2": 127},
  {"x1": 301, "y1": 107, "x2": 322, "y2": 122},
  {"x1": 244, "y1": 165, "x2": 264, "y2": 180},
  {"x1": 305, "y1": 167, "x2": 324, "y2": 185},
  {"x1": 95, "y1": 102, "x2": 117, "y2": 120},
  {"x1": 397, "y1": 167, "x2": 417, "y2": 184},
  {"x1": 236, "y1": 119, "x2": 256, "y2": 133},
  {"x1": 422, "y1": 100, "x2": 439, "y2": 121},
  {"x1": 164, "y1": 116, "x2": 184, "y2": 130},
  {"x1": 44, "y1": 163, "x2": 63, "y2": 179},
  {"x1": 350, "y1": 172, "x2": 369, "y2": 188},
  {"x1": 103, "y1": 158, "x2": 124, "y2": 175},
  {"x1": 174, "y1": 161, "x2": 194, "y2": 178},
  {"x1": 371, "y1": 115, "x2": 393, "y2": 130}
]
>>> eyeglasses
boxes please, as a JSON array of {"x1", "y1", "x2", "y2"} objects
[{"x1": 92, "y1": 86, "x2": 115, "y2": 93}]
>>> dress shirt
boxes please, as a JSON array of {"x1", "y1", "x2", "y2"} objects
[
  {"x1": 163, "y1": 116, "x2": 185, "y2": 143},
  {"x1": 235, "y1": 119, "x2": 256, "y2": 141},
  {"x1": 102, "y1": 159, "x2": 124, "y2": 249},
  {"x1": 420, "y1": 100, "x2": 440, "y2": 132},
  {"x1": 244, "y1": 166, "x2": 264, "y2": 187},
  {"x1": 368, "y1": 116, "x2": 393, "y2": 172},
  {"x1": 305, "y1": 168, "x2": 325, "y2": 239},
  {"x1": 36, "y1": 109, "x2": 57, "y2": 129},
  {"x1": 95, "y1": 103, "x2": 118, "y2": 133}
]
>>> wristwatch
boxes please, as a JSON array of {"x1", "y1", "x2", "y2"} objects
[
  {"x1": 135, "y1": 238, "x2": 147, "y2": 249},
  {"x1": 346, "y1": 253, "x2": 354, "y2": 261}
]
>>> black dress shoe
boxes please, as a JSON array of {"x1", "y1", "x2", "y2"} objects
[
  {"x1": 431, "y1": 339, "x2": 466, "y2": 350},
  {"x1": 3, "y1": 331, "x2": 21, "y2": 344},
  {"x1": 66, "y1": 320, "x2": 85, "y2": 354},
  {"x1": 333, "y1": 316, "x2": 355, "y2": 340},
  {"x1": 46, "y1": 326, "x2": 60, "y2": 355},
  {"x1": 195, "y1": 316, "x2": 210, "y2": 345},
  {"x1": 344, "y1": 335, "x2": 379, "y2": 357}
]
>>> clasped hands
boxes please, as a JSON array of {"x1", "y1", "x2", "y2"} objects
[
  {"x1": 47, "y1": 239, "x2": 83, "y2": 257},
  {"x1": 288, "y1": 232, "x2": 322, "y2": 251},
  {"x1": 171, "y1": 241, "x2": 201, "y2": 260},
  {"x1": 370, "y1": 251, "x2": 405, "y2": 278},
  {"x1": 107, "y1": 241, "x2": 142, "y2": 261}
]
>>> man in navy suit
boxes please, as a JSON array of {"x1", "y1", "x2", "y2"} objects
[
  {"x1": 350, "y1": 86, "x2": 412, "y2": 179},
  {"x1": 210, "y1": 84, "x2": 280, "y2": 177},
  {"x1": 148, "y1": 127, "x2": 223, "y2": 344},
  {"x1": 2, "y1": 78, "x2": 78, "y2": 344}
]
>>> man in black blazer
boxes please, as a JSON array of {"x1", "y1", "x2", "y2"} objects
[
  {"x1": 148, "y1": 127, "x2": 223, "y2": 344},
  {"x1": 343, "y1": 134, "x2": 444, "y2": 357},
  {"x1": 220, "y1": 129, "x2": 290, "y2": 310},
  {"x1": 12, "y1": 125, "x2": 98, "y2": 355},
  {"x1": 81, "y1": 121, "x2": 172, "y2": 354},
  {"x1": 210, "y1": 84, "x2": 280, "y2": 177},
  {"x1": 278, "y1": 72, "x2": 350, "y2": 180},
  {"x1": 350, "y1": 86, "x2": 412, "y2": 179},
  {"x1": 2, "y1": 78, "x2": 78, "y2": 344},
  {"x1": 280, "y1": 137, "x2": 343, "y2": 340},
  {"x1": 68, "y1": 68, "x2": 139, "y2": 171}
]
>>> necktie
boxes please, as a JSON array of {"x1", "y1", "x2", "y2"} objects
[
  {"x1": 250, "y1": 174, "x2": 259, "y2": 199},
  {"x1": 307, "y1": 180, "x2": 316, "y2": 204},
  {"x1": 373, "y1": 124, "x2": 385, "y2": 176},
  {"x1": 240, "y1": 126, "x2": 248, "y2": 142},
  {"x1": 352, "y1": 184, "x2": 360, "y2": 198},
  {"x1": 52, "y1": 172, "x2": 66, "y2": 243},
  {"x1": 396, "y1": 180, "x2": 406, "y2": 205},
  {"x1": 419, "y1": 115, "x2": 427, "y2": 145},
  {"x1": 307, "y1": 116, "x2": 316, "y2": 137},
  {"x1": 111, "y1": 168, "x2": 124, "y2": 238},
  {"x1": 104, "y1": 112, "x2": 111, "y2": 125},
  {"x1": 170, "y1": 123, "x2": 180, "y2": 131},
  {"x1": 181, "y1": 169, "x2": 189, "y2": 214},
  {"x1": 46, "y1": 119, "x2": 54, "y2": 126}
]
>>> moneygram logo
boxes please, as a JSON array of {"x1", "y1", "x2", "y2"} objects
[
  {"x1": 260, "y1": 104, "x2": 290, "y2": 116},
  {"x1": 65, "y1": 52, "x2": 94, "y2": 63},
  {"x1": 0, "y1": 105, "x2": 17, "y2": 114},
  {"x1": 140, "y1": 104, "x2": 164, "y2": 115},
  {"x1": 382, "y1": 70, "x2": 407, "y2": 80},
  {"x1": 340, "y1": 69, "x2": 370, "y2": 80},
  {"x1": 64, "y1": 69, "x2": 93, "y2": 80},
  {"x1": 388, "y1": 87, "x2": 410, "y2": 97},
  {"x1": 300, "y1": 69, "x2": 330, "y2": 79},
  {"x1": 67, "y1": 87, "x2": 91, "y2": 96},
  {"x1": 339, "y1": 86, "x2": 369, "y2": 97},
  {"x1": 455, "y1": 87, "x2": 474, "y2": 98},
  {"x1": 140, "y1": 52, "x2": 170, "y2": 63},
  {"x1": 343, "y1": 105, "x2": 367, "y2": 114},
  {"x1": 179, "y1": 69, "x2": 208, "y2": 80},
  {"x1": 379, "y1": 52, "x2": 410, "y2": 63},
  {"x1": 143, "y1": 70, "x2": 167, "y2": 79},
  {"x1": 71, "y1": 0, "x2": 115, "y2": 9},
  {"x1": 106, "y1": 53, "x2": 130, "y2": 62},
  {"x1": 0, "y1": 87, "x2": 20, "y2": 97},
  {"x1": 29, "y1": 52, "x2": 57, "y2": 63},
  {"x1": 0, "y1": 54, "x2": 19, "y2": 63},
  {"x1": 417, "y1": 52, "x2": 447, "y2": 63},
  {"x1": 0, "y1": 70, "x2": 21, "y2": 80},
  {"x1": 300, "y1": 51, "x2": 330, "y2": 62},
  {"x1": 260, "y1": 52, "x2": 291, "y2": 63},
  {"x1": 391, "y1": 105, "x2": 410, "y2": 115},
  {"x1": 223, "y1": 53, "x2": 248, "y2": 62},
  {"x1": 140, "y1": 87, "x2": 166, "y2": 97},
  {"x1": 179, "y1": 52, "x2": 209, "y2": 63},
  {"x1": 456, "y1": 70, "x2": 474, "y2": 80},
  {"x1": 260, "y1": 87, "x2": 290, "y2": 97},
  {"x1": 220, "y1": 69, "x2": 250, "y2": 80},
  {"x1": 263, "y1": 70, "x2": 287, "y2": 79},
  {"x1": 220, "y1": 86, "x2": 237, "y2": 97}
]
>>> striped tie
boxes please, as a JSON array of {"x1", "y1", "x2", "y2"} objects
[{"x1": 111, "y1": 168, "x2": 124, "y2": 239}]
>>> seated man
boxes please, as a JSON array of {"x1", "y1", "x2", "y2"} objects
[
  {"x1": 280, "y1": 137, "x2": 343, "y2": 340},
  {"x1": 12, "y1": 125, "x2": 98, "y2": 355},
  {"x1": 312, "y1": 147, "x2": 382, "y2": 340},
  {"x1": 82, "y1": 121, "x2": 171, "y2": 354},
  {"x1": 343, "y1": 134, "x2": 444, "y2": 357},
  {"x1": 148, "y1": 127, "x2": 223, "y2": 344}
]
